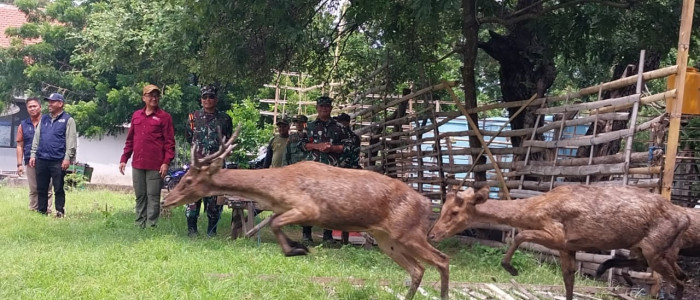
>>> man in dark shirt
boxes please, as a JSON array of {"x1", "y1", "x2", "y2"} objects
[
  {"x1": 29, "y1": 93, "x2": 77, "y2": 218},
  {"x1": 119, "y1": 84, "x2": 176, "y2": 228},
  {"x1": 301, "y1": 96, "x2": 354, "y2": 243}
]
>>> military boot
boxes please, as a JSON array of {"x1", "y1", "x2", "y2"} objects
[
  {"x1": 322, "y1": 229, "x2": 334, "y2": 242},
  {"x1": 187, "y1": 218, "x2": 199, "y2": 237},
  {"x1": 206, "y1": 218, "x2": 218, "y2": 237},
  {"x1": 302, "y1": 226, "x2": 313, "y2": 243}
]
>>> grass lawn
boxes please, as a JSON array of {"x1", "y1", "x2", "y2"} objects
[{"x1": 0, "y1": 185, "x2": 600, "y2": 299}]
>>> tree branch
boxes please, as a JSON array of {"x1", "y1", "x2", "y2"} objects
[{"x1": 479, "y1": 0, "x2": 634, "y2": 26}]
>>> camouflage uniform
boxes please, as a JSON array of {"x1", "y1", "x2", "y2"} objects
[
  {"x1": 301, "y1": 119, "x2": 354, "y2": 166},
  {"x1": 285, "y1": 130, "x2": 308, "y2": 165},
  {"x1": 184, "y1": 88, "x2": 233, "y2": 237},
  {"x1": 338, "y1": 128, "x2": 361, "y2": 169},
  {"x1": 300, "y1": 97, "x2": 355, "y2": 242}
]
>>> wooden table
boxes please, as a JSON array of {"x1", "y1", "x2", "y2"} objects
[{"x1": 220, "y1": 196, "x2": 271, "y2": 239}]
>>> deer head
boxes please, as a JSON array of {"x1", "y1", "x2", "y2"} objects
[
  {"x1": 161, "y1": 124, "x2": 241, "y2": 208},
  {"x1": 428, "y1": 185, "x2": 489, "y2": 242}
]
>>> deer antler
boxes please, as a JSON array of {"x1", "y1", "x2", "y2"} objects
[{"x1": 190, "y1": 123, "x2": 242, "y2": 168}]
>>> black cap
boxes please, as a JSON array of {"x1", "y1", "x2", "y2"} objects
[
  {"x1": 316, "y1": 96, "x2": 333, "y2": 106},
  {"x1": 336, "y1": 113, "x2": 351, "y2": 122},
  {"x1": 291, "y1": 115, "x2": 308, "y2": 123}
]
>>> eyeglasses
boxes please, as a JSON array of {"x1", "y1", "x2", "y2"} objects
[
  {"x1": 202, "y1": 94, "x2": 216, "y2": 100},
  {"x1": 143, "y1": 93, "x2": 161, "y2": 98}
]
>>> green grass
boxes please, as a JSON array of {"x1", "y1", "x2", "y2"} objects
[{"x1": 0, "y1": 185, "x2": 599, "y2": 299}]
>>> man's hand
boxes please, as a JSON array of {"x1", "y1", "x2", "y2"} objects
[
  {"x1": 159, "y1": 164, "x2": 168, "y2": 178},
  {"x1": 17, "y1": 165, "x2": 24, "y2": 177},
  {"x1": 61, "y1": 160, "x2": 70, "y2": 171},
  {"x1": 29, "y1": 157, "x2": 36, "y2": 168},
  {"x1": 318, "y1": 142, "x2": 333, "y2": 153},
  {"x1": 119, "y1": 162, "x2": 126, "y2": 175}
]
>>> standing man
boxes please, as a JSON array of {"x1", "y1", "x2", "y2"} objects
[
  {"x1": 29, "y1": 93, "x2": 77, "y2": 218},
  {"x1": 16, "y1": 97, "x2": 53, "y2": 212},
  {"x1": 185, "y1": 85, "x2": 233, "y2": 237},
  {"x1": 120, "y1": 84, "x2": 175, "y2": 228},
  {"x1": 285, "y1": 114, "x2": 308, "y2": 166},
  {"x1": 285, "y1": 114, "x2": 312, "y2": 242},
  {"x1": 302, "y1": 96, "x2": 354, "y2": 243},
  {"x1": 262, "y1": 115, "x2": 290, "y2": 169},
  {"x1": 336, "y1": 113, "x2": 361, "y2": 169}
]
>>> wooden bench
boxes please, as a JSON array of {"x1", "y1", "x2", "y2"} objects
[{"x1": 219, "y1": 196, "x2": 270, "y2": 239}]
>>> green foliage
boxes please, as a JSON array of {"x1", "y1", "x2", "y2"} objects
[
  {"x1": 226, "y1": 98, "x2": 274, "y2": 167},
  {"x1": 64, "y1": 172, "x2": 86, "y2": 190}
]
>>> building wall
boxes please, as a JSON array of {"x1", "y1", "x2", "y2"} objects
[
  {"x1": 75, "y1": 131, "x2": 133, "y2": 185},
  {"x1": 1, "y1": 131, "x2": 135, "y2": 186}
]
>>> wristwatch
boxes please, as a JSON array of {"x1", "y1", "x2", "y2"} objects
[{"x1": 17, "y1": 163, "x2": 22, "y2": 167}]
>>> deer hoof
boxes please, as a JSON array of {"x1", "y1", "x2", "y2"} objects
[
  {"x1": 501, "y1": 262, "x2": 519, "y2": 276},
  {"x1": 284, "y1": 248, "x2": 309, "y2": 257},
  {"x1": 287, "y1": 240, "x2": 310, "y2": 252}
]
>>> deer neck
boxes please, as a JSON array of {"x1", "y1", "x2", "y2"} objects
[
  {"x1": 208, "y1": 169, "x2": 279, "y2": 206},
  {"x1": 472, "y1": 199, "x2": 533, "y2": 229}
]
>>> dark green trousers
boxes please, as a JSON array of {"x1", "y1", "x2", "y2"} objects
[{"x1": 132, "y1": 168, "x2": 162, "y2": 228}]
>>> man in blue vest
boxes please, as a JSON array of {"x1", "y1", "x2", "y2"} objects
[
  {"x1": 29, "y1": 93, "x2": 77, "y2": 218},
  {"x1": 15, "y1": 97, "x2": 53, "y2": 212}
]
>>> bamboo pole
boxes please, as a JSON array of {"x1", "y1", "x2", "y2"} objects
[
  {"x1": 445, "y1": 82, "x2": 511, "y2": 199},
  {"x1": 623, "y1": 50, "x2": 645, "y2": 185},
  {"x1": 520, "y1": 99, "x2": 548, "y2": 190},
  {"x1": 586, "y1": 86, "x2": 603, "y2": 184},
  {"x1": 353, "y1": 80, "x2": 457, "y2": 118},
  {"x1": 460, "y1": 66, "x2": 678, "y2": 115},
  {"x1": 597, "y1": 90, "x2": 676, "y2": 114},
  {"x1": 663, "y1": 0, "x2": 696, "y2": 199},
  {"x1": 430, "y1": 106, "x2": 447, "y2": 199},
  {"x1": 535, "y1": 94, "x2": 640, "y2": 115},
  {"x1": 523, "y1": 115, "x2": 663, "y2": 148}
]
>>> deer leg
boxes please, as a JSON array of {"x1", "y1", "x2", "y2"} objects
[
  {"x1": 559, "y1": 250, "x2": 577, "y2": 300},
  {"x1": 374, "y1": 233, "x2": 424, "y2": 300},
  {"x1": 269, "y1": 211, "x2": 311, "y2": 256},
  {"x1": 405, "y1": 235, "x2": 450, "y2": 300},
  {"x1": 502, "y1": 229, "x2": 562, "y2": 276}
]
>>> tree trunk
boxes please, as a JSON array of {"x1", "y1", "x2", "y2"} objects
[
  {"x1": 479, "y1": 0, "x2": 557, "y2": 156},
  {"x1": 461, "y1": 0, "x2": 486, "y2": 181}
]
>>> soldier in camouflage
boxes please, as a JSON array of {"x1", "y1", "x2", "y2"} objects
[
  {"x1": 301, "y1": 96, "x2": 355, "y2": 242},
  {"x1": 285, "y1": 114, "x2": 308, "y2": 166},
  {"x1": 184, "y1": 85, "x2": 233, "y2": 237},
  {"x1": 335, "y1": 113, "x2": 361, "y2": 169}
]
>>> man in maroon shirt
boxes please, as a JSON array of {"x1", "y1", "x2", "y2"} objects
[{"x1": 119, "y1": 84, "x2": 175, "y2": 228}]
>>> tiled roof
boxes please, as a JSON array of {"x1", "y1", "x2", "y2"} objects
[{"x1": 0, "y1": 4, "x2": 40, "y2": 48}]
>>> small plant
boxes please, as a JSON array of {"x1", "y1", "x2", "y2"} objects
[{"x1": 64, "y1": 173, "x2": 87, "y2": 190}]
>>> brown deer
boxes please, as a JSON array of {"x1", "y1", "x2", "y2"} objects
[
  {"x1": 428, "y1": 185, "x2": 690, "y2": 300},
  {"x1": 161, "y1": 128, "x2": 450, "y2": 300},
  {"x1": 595, "y1": 208, "x2": 700, "y2": 293}
]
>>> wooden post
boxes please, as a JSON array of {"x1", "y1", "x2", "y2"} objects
[
  {"x1": 445, "y1": 83, "x2": 511, "y2": 199},
  {"x1": 623, "y1": 50, "x2": 645, "y2": 185},
  {"x1": 663, "y1": 0, "x2": 696, "y2": 199}
]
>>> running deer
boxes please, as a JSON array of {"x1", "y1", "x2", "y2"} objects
[
  {"x1": 428, "y1": 185, "x2": 690, "y2": 300},
  {"x1": 594, "y1": 208, "x2": 700, "y2": 294},
  {"x1": 161, "y1": 127, "x2": 450, "y2": 300}
]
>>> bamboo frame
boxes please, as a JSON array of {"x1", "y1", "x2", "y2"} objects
[{"x1": 663, "y1": 0, "x2": 696, "y2": 199}]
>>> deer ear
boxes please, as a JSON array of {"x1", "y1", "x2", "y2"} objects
[
  {"x1": 474, "y1": 185, "x2": 490, "y2": 204},
  {"x1": 208, "y1": 157, "x2": 224, "y2": 175}
]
